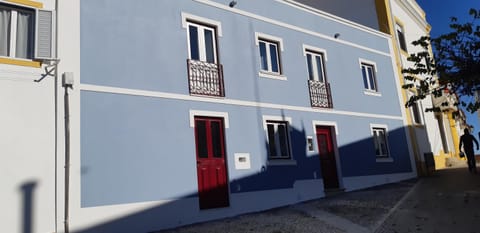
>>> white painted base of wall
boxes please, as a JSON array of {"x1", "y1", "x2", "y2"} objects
[
  {"x1": 343, "y1": 172, "x2": 417, "y2": 192},
  {"x1": 68, "y1": 173, "x2": 415, "y2": 233},
  {"x1": 69, "y1": 179, "x2": 324, "y2": 233}
]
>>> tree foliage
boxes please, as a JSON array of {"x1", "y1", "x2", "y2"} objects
[{"x1": 402, "y1": 8, "x2": 480, "y2": 113}]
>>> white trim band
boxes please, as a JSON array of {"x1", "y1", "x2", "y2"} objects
[{"x1": 80, "y1": 84, "x2": 404, "y2": 121}]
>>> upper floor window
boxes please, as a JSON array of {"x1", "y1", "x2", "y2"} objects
[
  {"x1": 361, "y1": 62, "x2": 378, "y2": 92},
  {"x1": 255, "y1": 33, "x2": 285, "y2": 79},
  {"x1": 395, "y1": 23, "x2": 407, "y2": 52},
  {"x1": 371, "y1": 126, "x2": 390, "y2": 158},
  {"x1": 0, "y1": 3, "x2": 54, "y2": 62},
  {"x1": 259, "y1": 38, "x2": 280, "y2": 74},
  {"x1": 411, "y1": 101, "x2": 422, "y2": 124},
  {"x1": 182, "y1": 14, "x2": 224, "y2": 97},
  {"x1": 305, "y1": 50, "x2": 326, "y2": 82},
  {"x1": 0, "y1": 5, "x2": 35, "y2": 59},
  {"x1": 187, "y1": 21, "x2": 218, "y2": 64},
  {"x1": 409, "y1": 87, "x2": 424, "y2": 125},
  {"x1": 304, "y1": 45, "x2": 333, "y2": 108}
]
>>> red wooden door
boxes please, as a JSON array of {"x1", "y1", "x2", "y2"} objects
[
  {"x1": 194, "y1": 117, "x2": 229, "y2": 209},
  {"x1": 316, "y1": 126, "x2": 339, "y2": 189}
]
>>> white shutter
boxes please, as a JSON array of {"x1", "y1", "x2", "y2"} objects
[{"x1": 35, "y1": 9, "x2": 55, "y2": 60}]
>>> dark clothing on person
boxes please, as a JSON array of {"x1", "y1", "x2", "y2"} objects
[{"x1": 459, "y1": 132, "x2": 479, "y2": 173}]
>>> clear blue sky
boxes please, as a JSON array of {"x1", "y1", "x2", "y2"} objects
[{"x1": 416, "y1": 0, "x2": 480, "y2": 143}]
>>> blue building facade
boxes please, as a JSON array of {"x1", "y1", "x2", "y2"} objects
[{"x1": 73, "y1": 0, "x2": 415, "y2": 231}]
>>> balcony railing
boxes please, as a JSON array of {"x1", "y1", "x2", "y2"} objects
[
  {"x1": 187, "y1": 59, "x2": 225, "y2": 97},
  {"x1": 308, "y1": 80, "x2": 333, "y2": 108}
]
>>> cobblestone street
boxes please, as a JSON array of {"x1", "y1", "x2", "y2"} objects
[{"x1": 160, "y1": 165, "x2": 480, "y2": 233}]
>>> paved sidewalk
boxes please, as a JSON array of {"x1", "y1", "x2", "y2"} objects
[
  {"x1": 158, "y1": 179, "x2": 416, "y2": 233},
  {"x1": 159, "y1": 164, "x2": 480, "y2": 233},
  {"x1": 376, "y1": 166, "x2": 480, "y2": 233}
]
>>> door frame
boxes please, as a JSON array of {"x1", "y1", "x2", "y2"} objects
[
  {"x1": 312, "y1": 121, "x2": 343, "y2": 189},
  {"x1": 190, "y1": 110, "x2": 230, "y2": 209}
]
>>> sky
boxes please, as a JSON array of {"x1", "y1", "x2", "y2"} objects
[{"x1": 416, "y1": 0, "x2": 480, "y2": 143}]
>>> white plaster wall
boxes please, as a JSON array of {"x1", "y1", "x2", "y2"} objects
[
  {"x1": 56, "y1": 0, "x2": 80, "y2": 232},
  {"x1": 0, "y1": 1, "x2": 58, "y2": 232},
  {"x1": 343, "y1": 171, "x2": 416, "y2": 191},
  {"x1": 390, "y1": 0, "x2": 444, "y2": 159},
  {"x1": 0, "y1": 66, "x2": 56, "y2": 233}
]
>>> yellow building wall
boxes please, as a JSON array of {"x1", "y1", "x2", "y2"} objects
[{"x1": 375, "y1": 0, "x2": 427, "y2": 175}]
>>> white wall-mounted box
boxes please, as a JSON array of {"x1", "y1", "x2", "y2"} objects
[{"x1": 234, "y1": 153, "x2": 251, "y2": 170}]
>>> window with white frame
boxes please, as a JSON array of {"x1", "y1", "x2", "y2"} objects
[
  {"x1": 187, "y1": 21, "x2": 218, "y2": 63},
  {"x1": 0, "y1": 3, "x2": 54, "y2": 61},
  {"x1": 305, "y1": 50, "x2": 326, "y2": 82},
  {"x1": 257, "y1": 36, "x2": 282, "y2": 74},
  {"x1": 411, "y1": 101, "x2": 422, "y2": 124},
  {"x1": 0, "y1": 4, "x2": 35, "y2": 59},
  {"x1": 395, "y1": 23, "x2": 407, "y2": 52},
  {"x1": 372, "y1": 127, "x2": 390, "y2": 157},
  {"x1": 361, "y1": 62, "x2": 378, "y2": 92},
  {"x1": 266, "y1": 120, "x2": 291, "y2": 159}
]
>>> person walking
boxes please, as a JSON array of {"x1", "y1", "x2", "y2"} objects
[{"x1": 459, "y1": 128, "x2": 479, "y2": 173}]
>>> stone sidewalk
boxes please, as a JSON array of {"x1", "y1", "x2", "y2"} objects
[
  {"x1": 158, "y1": 179, "x2": 417, "y2": 233},
  {"x1": 375, "y1": 166, "x2": 480, "y2": 233}
]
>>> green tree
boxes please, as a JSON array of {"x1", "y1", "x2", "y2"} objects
[{"x1": 403, "y1": 8, "x2": 480, "y2": 113}]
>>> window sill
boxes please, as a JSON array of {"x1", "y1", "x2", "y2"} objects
[
  {"x1": 0, "y1": 57, "x2": 41, "y2": 68},
  {"x1": 364, "y1": 90, "x2": 382, "y2": 97},
  {"x1": 412, "y1": 123, "x2": 425, "y2": 128},
  {"x1": 376, "y1": 157, "x2": 394, "y2": 163},
  {"x1": 6, "y1": 0, "x2": 43, "y2": 8},
  {"x1": 267, "y1": 159, "x2": 297, "y2": 166},
  {"x1": 259, "y1": 71, "x2": 287, "y2": 80}
]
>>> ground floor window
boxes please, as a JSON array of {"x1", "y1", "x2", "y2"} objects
[
  {"x1": 371, "y1": 126, "x2": 390, "y2": 158},
  {"x1": 266, "y1": 120, "x2": 291, "y2": 159}
]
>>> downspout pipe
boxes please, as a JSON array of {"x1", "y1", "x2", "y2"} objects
[
  {"x1": 62, "y1": 72, "x2": 73, "y2": 233},
  {"x1": 52, "y1": 0, "x2": 63, "y2": 232}
]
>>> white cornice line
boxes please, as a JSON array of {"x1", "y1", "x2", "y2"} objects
[
  {"x1": 277, "y1": 0, "x2": 390, "y2": 38},
  {"x1": 394, "y1": 0, "x2": 430, "y2": 32},
  {"x1": 192, "y1": 0, "x2": 391, "y2": 57},
  {"x1": 80, "y1": 84, "x2": 404, "y2": 121}
]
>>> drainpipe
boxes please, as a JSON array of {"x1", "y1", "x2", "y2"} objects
[
  {"x1": 54, "y1": 0, "x2": 60, "y2": 231},
  {"x1": 62, "y1": 72, "x2": 73, "y2": 233}
]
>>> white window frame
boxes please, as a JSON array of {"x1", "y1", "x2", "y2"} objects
[
  {"x1": 359, "y1": 59, "x2": 380, "y2": 95},
  {"x1": 370, "y1": 124, "x2": 393, "y2": 161},
  {"x1": 0, "y1": 3, "x2": 34, "y2": 60},
  {"x1": 186, "y1": 21, "x2": 218, "y2": 63},
  {"x1": 255, "y1": 32, "x2": 286, "y2": 80},
  {"x1": 408, "y1": 91, "x2": 423, "y2": 125},
  {"x1": 395, "y1": 23, "x2": 407, "y2": 52},
  {"x1": 262, "y1": 115, "x2": 296, "y2": 165},
  {"x1": 182, "y1": 13, "x2": 222, "y2": 63},
  {"x1": 0, "y1": 2, "x2": 55, "y2": 61},
  {"x1": 303, "y1": 45, "x2": 327, "y2": 82}
]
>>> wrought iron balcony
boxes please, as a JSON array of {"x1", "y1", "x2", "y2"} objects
[
  {"x1": 187, "y1": 59, "x2": 225, "y2": 97},
  {"x1": 308, "y1": 80, "x2": 333, "y2": 108}
]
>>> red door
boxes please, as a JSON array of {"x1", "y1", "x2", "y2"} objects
[
  {"x1": 316, "y1": 126, "x2": 340, "y2": 189},
  {"x1": 194, "y1": 117, "x2": 229, "y2": 209}
]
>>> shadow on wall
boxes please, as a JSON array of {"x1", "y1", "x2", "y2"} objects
[
  {"x1": 20, "y1": 181, "x2": 37, "y2": 233},
  {"x1": 74, "y1": 125, "x2": 412, "y2": 233}
]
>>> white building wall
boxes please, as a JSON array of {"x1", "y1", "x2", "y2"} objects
[
  {"x1": 389, "y1": 0, "x2": 443, "y2": 160},
  {"x1": 0, "y1": 1, "x2": 57, "y2": 233},
  {"x1": 0, "y1": 65, "x2": 56, "y2": 233}
]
